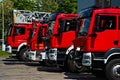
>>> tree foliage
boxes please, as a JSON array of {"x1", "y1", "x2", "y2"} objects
[
  {"x1": 35, "y1": 0, "x2": 58, "y2": 12},
  {"x1": 0, "y1": 0, "x2": 14, "y2": 28},
  {"x1": 0, "y1": 0, "x2": 78, "y2": 36},
  {"x1": 10, "y1": 0, "x2": 36, "y2": 11},
  {"x1": 58, "y1": 0, "x2": 77, "y2": 13}
]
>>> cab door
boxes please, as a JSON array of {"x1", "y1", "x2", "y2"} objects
[
  {"x1": 57, "y1": 19, "x2": 77, "y2": 48},
  {"x1": 12, "y1": 27, "x2": 26, "y2": 47},
  {"x1": 90, "y1": 14, "x2": 118, "y2": 52},
  {"x1": 118, "y1": 16, "x2": 120, "y2": 47}
]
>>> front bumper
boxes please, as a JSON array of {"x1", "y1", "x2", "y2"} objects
[
  {"x1": 27, "y1": 50, "x2": 48, "y2": 61},
  {"x1": 5, "y1": 44, "x2": 12, "y2": 53},
  {"x1": 48, "y1": 48, "x2": 57, "y2": 61},
  {"x1": 82, "y1": 52, "x2": 92, "y2": 66}
]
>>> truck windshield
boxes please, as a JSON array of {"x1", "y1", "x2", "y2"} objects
[
  {"x1": 77, "y1": 7, "x2": 93, "y2": 36},
  {"x1": 37, "y1": 26, "x2": 44, "y2": 43},
  {"x1": 7, "y1": 24, "x2": 12, "y2": 36},
  {"x1": 48, "y1": 21, "x2": 55, "y2": 36},
  {"x1": 28, "y1": 29, "x2": 34, "y2": 40},
  {"x1": 77, "y1": 17, "x2": 91, "y2": 36}
]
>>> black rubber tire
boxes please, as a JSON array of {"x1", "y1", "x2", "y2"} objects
[
  {"x1": 19, "y1": 48, "x2": 28, "y2": 61},
  {"x1": 105, "y1": 59, "x2": 120, "y2": 80},
  {"x1": 67, "y1": 50, "x2": 85, "y2": 73},
  {"x1": 16, "y1": 52, "x2": 20, "y2": 59},
  {"x1": 67, "y1": 55, "x2": 77, "y2": 72}
]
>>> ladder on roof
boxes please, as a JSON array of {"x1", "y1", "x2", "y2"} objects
[{"x1": 12, "y1": 10, "x2": 51, "y2": 23}]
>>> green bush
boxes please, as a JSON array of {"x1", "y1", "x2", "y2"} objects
[{"x1": 0, "y1": 50, "x2": 12, "y2": 57}]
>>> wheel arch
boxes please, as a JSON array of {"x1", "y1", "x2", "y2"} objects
[
  {"x1": 17, "y1": 42, "x2": 27, "y2": 52},
  {"x1": 65, "y1": 45, "x2": 74, "y2": 55},
  {"x1": 104, "y1": 48, "x2": 120, "y2": 64}
]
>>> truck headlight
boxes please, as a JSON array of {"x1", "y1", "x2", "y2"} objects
[{"x1": 82, "y1": 52, "x2": 92, "y2": 66}]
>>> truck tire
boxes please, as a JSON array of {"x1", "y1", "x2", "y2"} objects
[
  {"x1": 106, "y1": 59, "x2": 120, "y2": 80},
  {"x1": 19, "y1": 48, "x2": 28, "y2": 61},
  {"x1": 16, "y1": 53, "x2": 20, "y2": 59},
  {"x1": 67, "y1": 50, "x2": 85, "y2": 73}
]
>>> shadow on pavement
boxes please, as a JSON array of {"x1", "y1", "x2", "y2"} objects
[
  {"x1": 64, "y1": 72, "x2": 107, "y2": 80},
  {"x1": 37, "y1": 66, "x2": 107, "y2": 80},
  {"x1": 37, "y1": 66, "x2": 64, "y2": 73},
  {"x1": 2, "y1": 56, "x2": 41, "y2": 67},
  {"x1": 1, "y1": 56, "x2": 107, "y2": 80}
]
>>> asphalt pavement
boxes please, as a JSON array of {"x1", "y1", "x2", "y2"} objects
[{"x1": 0, "y1": 56, "x2": 107, "y2": 80}]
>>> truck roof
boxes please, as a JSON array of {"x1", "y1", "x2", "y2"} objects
[
  {"x1": 94, "y1": 8, "x2": 120, "y2": 14},
  {"x1": 78, "y1": 7, "x2": 120, "y2": 18},
  {"x1": 50, "y1": 13, "x2": 77, "y2": 21},
  {"x1": 57, "y1": 14, "x2": 77, "y2": 19},
  {"x1": 57, "y1": 14, "x2": 77, "y2": 16}
]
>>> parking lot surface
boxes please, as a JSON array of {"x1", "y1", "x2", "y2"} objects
[{"x1": 0, "y1": 57, "x2": 106, "y2": 80}]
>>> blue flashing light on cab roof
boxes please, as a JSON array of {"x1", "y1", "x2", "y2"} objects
[
  {"x1": 49, "y1": 13, "x2": 57, "y2": 21},
  {"x1": 78, "y1": 8, "x2": 94, "y2": 19}
]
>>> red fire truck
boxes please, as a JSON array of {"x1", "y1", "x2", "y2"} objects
[
  {"x1": 73, "y1": 0, "x2": 120, "y2": 80},
  {"x1": 5, "y1": 10, "x2": 50, "y2": 60},
  {"x1": 42, "y1": 13, "x2": 85, "y2": 72},
  {"x1": 26, "y1": 23, "x2": 48, "y2": 61},
  {"x1": 26, "y1": 13, "x2": 84, "y2": 72},
  {"x1": 46, "y1": 14, "x2": 78, "y2": 68}
]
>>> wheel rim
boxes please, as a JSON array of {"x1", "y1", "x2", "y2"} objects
[
  {"x1": 74, "y1": 60, "x2": 82, "y2": 69},
  {"x1": 68, "y1": 50, "x2": 82, "y2": 70},
  {"x1": 74, "y1": 51, "x2": 82, "y2": 69},
  {"x1": 112, "y1": 65, "x2": 120, "y2": 77},
  {"x1": 22, "y1": 50, "x2": 28, "y2": 59}
]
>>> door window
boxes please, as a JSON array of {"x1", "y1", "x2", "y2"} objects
[
  {"x1": 14, "y1": 27, "x2": 25, "y2": 36},
  {"x1": 59, "y1": 19, "x2": 77, "y2": 32},
  {"x1": 95, "y1": 15, "x2": 116, "y2": 32}
]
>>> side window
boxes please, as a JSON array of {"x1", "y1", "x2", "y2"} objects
[
  {"x1": 58, "y1": 19, "x2": 77, "y2": 32},
  {"x1": 58, "y1": 19, "x2": 65, "y2": 32},
  {"x1": 64, "y1": 21, "x2": 70, "y2": 31},
  {"x1": 14, "y1": 27, "x2": 25, "y2": 35},
  {"x1": 19, "y1": 28, "x2": 25, "y2": 34},
  {"x1": 64, "y1": 20, "x2": 77, "y2": 32},
  {"x1": 95, "y1": 15, "x2": 116, "y2": 32}
]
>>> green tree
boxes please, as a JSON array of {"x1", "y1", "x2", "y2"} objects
[
  {"x1": 10, "y1": 0, "x2": 36, "y2": 11},
  {"x1": 35, "y1": 0, "x2": 58, "y2": 12},
  {"x1": 58, "y1": 0, "x2": 77, "y2": 13},
  {"x1": 0, "y1": 0, "x2": 14, "y2": 36}
]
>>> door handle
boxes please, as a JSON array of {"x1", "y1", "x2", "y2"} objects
[{"x1": 114, "y1": 40, "x2": 118, "y2": 45}]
